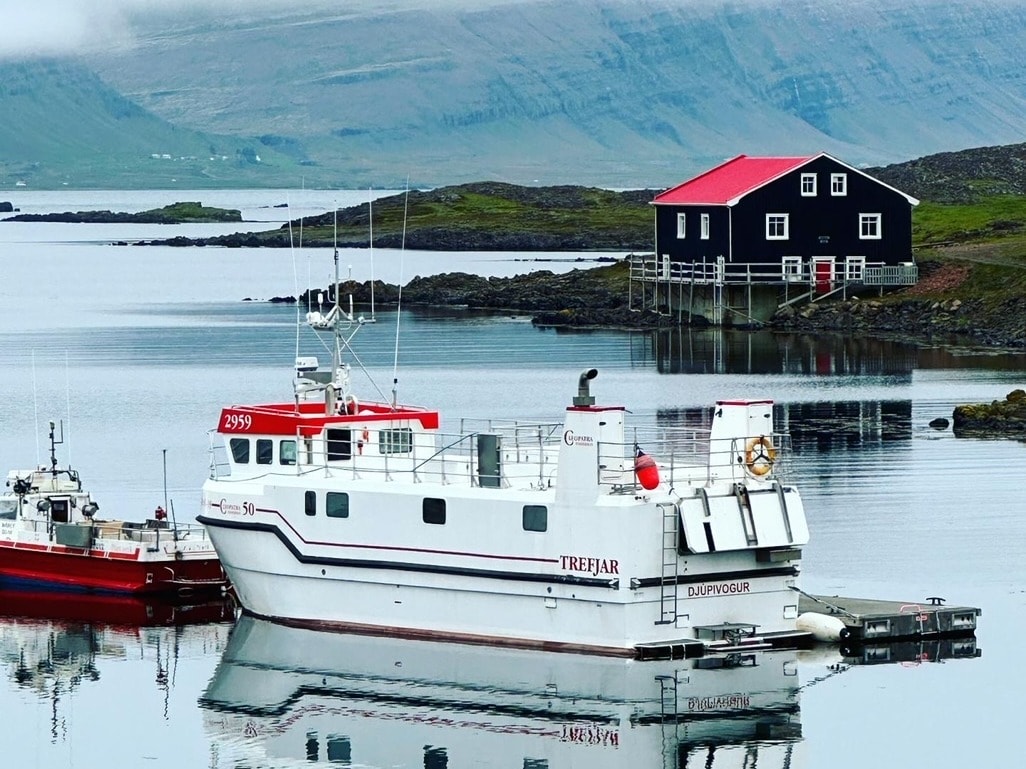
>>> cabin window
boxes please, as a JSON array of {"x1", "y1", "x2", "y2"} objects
[
  {"x1": 326, "y1": 428, "x2": 353, "y2": 461},
  {"x1": 766, "y1": 214, "x2": 789, "y2": 240},
  {"x1": 676, "y1": 213, "x2": 686, "y2": 238},
  {"x1": 859, "y1": 213, "x2": 882, "y2": 239},
  {"x1": 279, "y1": 440, "x2": 297, "y2": 465},
  {"x1": 379, "y1": 427, "x2": 413, "y2": 455},
  {"x1": 230, "y1": 438, "x2": 250, "y2": 464},
  {"x1": 256, "y1": 439, "x2": 273, "y2": 465},
  {"x1": 423, "y1": 498, "x2": 446, "y2": 525},
  {"x1": 305, "y1": 490, "x2": 317, "y2": 516},
  {"x1": 326, "y1": 492, "x2": 349, "y2": 518},
  {"x1": 782, "y1": 256, "x2": 803, "y2": 282},
  {"x1": 700, "y1": 213, "x2": 710, "y2": 240},
  {"x1": 801, "y1": 173, "x2": 817, "y2": 196},
  {"x1": 523, "y1": 505, "x2": 548, "y2": 532},
  {"x1": 831, "y1": 173, "x2": 847, "y2": 195}
]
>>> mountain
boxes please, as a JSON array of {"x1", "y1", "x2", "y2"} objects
[{"x1": 4, "y1": 0, "x2": 1026, "y2": 189}]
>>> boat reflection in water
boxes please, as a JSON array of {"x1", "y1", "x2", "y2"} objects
[
  {"x1": 201, "y1": 616, "x2": 804, "y2": 769},
  {"x1": 0, "y1": 588, "x2": 234, "y2": 743}
]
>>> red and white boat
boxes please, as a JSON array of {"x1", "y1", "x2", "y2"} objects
[
  {"x1": 199, "y1": 258, "x2": 811, "y2": 657},
  {"x1": 0, "y1": 421, "x2": 227, "y2": 596}
]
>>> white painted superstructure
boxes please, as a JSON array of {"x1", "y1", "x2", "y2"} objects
[{"x1": 200, "y1": 265, "x2": 810, "y2": 656}]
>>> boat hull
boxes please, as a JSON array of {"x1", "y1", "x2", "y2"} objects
[
  {"x1": 0, "y1": 541, "x2": 226, "y2": 596},
  {"x1": 205, "y1": 522, "x2": 803, "y2": 655}
]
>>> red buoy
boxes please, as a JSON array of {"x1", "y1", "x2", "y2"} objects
[{"x1": 634, "y1": 450, "x2": 660, "y2": 490}]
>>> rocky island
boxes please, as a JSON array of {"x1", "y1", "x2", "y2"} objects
[{"x1": 2, "y1": 201, "x2": 242, "y2": 224}]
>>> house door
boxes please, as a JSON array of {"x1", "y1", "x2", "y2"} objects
[{"x1": 813, "y1": 257, "x2": 834, "y2": 293}]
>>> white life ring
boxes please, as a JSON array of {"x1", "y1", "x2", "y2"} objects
[{"x1": 744, "y1": 436, "x2": 776, "y2": 477}]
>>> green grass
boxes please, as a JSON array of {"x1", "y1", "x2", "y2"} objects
[{"x1": 913, "y1": 195, "x2": 1026, "y2": 244}]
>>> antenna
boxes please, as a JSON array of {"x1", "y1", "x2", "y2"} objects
[
  {"x1": 32, "y1": 350, "x2": 40, "y2": 467},
  {"x1": 391, "y1": 178, "x2": 409, "y2": 408},
  {"x1": 369, "y1": 188, "x2": 376, "y2": 319},
  {"x1": 65, "y1": 350, "x2": 72, "y2": 468}
]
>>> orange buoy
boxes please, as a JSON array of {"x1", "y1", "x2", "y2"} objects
[{"x1": 634, "y1": 449, "x2": 660, "y2": 490}]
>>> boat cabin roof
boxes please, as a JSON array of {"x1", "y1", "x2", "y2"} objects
[{"x1": 217, "y1": 400, "x2": 440, "y2": 437}]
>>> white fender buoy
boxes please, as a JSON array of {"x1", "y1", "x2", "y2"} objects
[{"x1": 796, "y1": 612, "x2": 850, "y2": 643}]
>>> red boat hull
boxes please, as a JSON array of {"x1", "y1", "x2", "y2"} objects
[
  {"x1": 0, "y1": 541, "x2": 226, "y2": 597},
  {"x1": 0, "y1": 587, "x2": 234, "y2": 626}
]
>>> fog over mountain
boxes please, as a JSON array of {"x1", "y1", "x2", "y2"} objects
[{"x1": 4, "y1": 0, "x2": 1026, "y2": 188}]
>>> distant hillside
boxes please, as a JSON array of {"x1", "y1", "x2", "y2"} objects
[
  {"x1": 870, "y1": 144, "x2": 1026, "y2": 204},
  {"x1": 0, "y1": 60, "x2": 322, "y2": 188},
  {"x1": 2, "y1": 0, "x2": 1026, "y2": 189}
]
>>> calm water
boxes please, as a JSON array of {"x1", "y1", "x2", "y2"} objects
[{"x1": 1, "y1": 191, "x2": 1024, "y2": 768}]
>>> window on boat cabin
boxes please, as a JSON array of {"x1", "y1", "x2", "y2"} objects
[
  {"x1": 676, "y1": 213, "x2": 686, "y2": 238},
  {"x1": 326, "y1": 428, "x2": 353, "y2": 461},
  {"x1": 831, "y1": 173, "x2": 847, "y2": 195},
  {"x1": 51, "y1": 498, "x2": 70, "y2": 523},
  {"x1": 859, "y1": 213, "x2": 882, "y2": 240},
  {"x1": 423, "y1": 497, "x2": 446, "y2": 525},
  {"x1": 327, "y1": 492, "x2": 349, "y2": 518},
  {"x1": 230, "y1": 438, "x2": 250, "y2": 464},
  {"x1": 801, "y1": 173, "x2": 817, "y2": 196},
  {"x1": 523, "y1": 505, "x2": 547, "y2": 532},
  {"x1": 256, "y1": 439, "x2": 273, "y2": 465},
  {"x1": 0, "y1": 498, "x2": 15, "y2": 519},
  {"x1": 766, "y1": 214, "x2": 789, "y2": 240},
  {"x1": 305, "y1": 490, "x2": 317, "y2": 516},
  {"x1": 379, "y1": 427, "x2": 413, "y2": 454},
  {"x1": 279, "y1": 439, "x2": 297, "y2": 465}
]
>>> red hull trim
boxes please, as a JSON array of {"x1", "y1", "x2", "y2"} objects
[{"x1": 0, "y1": 543, "x2": 226, "y2": 596}]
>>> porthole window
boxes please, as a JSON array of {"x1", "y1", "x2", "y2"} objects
[
  {"x1": 423, "y1": 497, "x2": 446, "y2": 525},
  {"x1": 523, "y1": 505, "x2": 548, "y2": 532},
  {"x1": 327, "y1": 492, "x2": 349, "y2": 518}
]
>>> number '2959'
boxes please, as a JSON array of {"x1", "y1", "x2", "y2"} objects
[{"x1": 222, "y1": 413, "x2": 252, "y2": 430}]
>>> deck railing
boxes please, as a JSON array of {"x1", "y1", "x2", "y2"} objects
[
  {"x1": 207, "y1": 420, "x2": 791, "y2": 491},
  {"x1": 629, "y1": 255, "x2": 918, "y2": 287}
]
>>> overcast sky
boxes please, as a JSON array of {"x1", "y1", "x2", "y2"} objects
[{"x1": 0, "y1": 0, "x2": 356, "y2": 59}]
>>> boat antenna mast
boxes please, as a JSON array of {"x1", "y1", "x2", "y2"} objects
[{"x1": 47, "y1": 419, "x2": 64, "y2": 476}]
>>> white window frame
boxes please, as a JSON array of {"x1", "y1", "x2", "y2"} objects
[
  {"x1": 845, "y1": 255, "x2": 866, "y2": 281},
  {"x1": 700, "y1": 213, "x2": 710, "y2": 240},
  {"x1": 859, "y1": 213, "x2": 882, "y2": 240},
  {"x1": 782, "y1": 256, "x2": 803, "y2": 282},
  {"x1": 801, "y1": 173, "x2": 817, "y2": 196},
  {"x1": 676, "y1": 213, "x2": 686, "y2": 239},
  {"x1": 831, "y1": 173, "x2": 847, "y2": 196},
  {"x1": 766, "y1": 213, "x2": 789, "y2": 240}
]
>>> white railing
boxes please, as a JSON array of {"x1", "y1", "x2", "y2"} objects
[
  {"x1": 208, "y1": 421, "x2": 791, "y2": 492},
  {"x1": 629, "y1": 255, "x2": 918, "y2": 287}
]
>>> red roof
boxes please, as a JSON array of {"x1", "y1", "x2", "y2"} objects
[{"x1": 653, "y1": 155, "x2": 815, "y2": 205}]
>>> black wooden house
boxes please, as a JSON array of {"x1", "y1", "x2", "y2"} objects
[{"x1": 635, "y1": 153, "x2": 919, "y2": 324}]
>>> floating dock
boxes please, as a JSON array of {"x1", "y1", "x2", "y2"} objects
[
  {"x1": 797, "y1": 593, "x2": 980, "y2": 643},
  {"x1": 634, "y1": 593, "x2": 980, "y2": 660}
]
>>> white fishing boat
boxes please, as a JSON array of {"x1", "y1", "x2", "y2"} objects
[
  {"x1": 199, "y1": 261, "x2": 812, "y2": 657},
  {"x1": 1, "y1": 421, "x2": 226, "y2": 596},
  {"x1": 200, "y1": 615, "x2": 803, "y2": 769}
]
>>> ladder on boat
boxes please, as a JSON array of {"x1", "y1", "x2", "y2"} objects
[{"x1": 657, "y1": 502, "x2": 680, "y2": 625}]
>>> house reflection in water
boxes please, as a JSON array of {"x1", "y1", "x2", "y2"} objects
[{"x1": 649, "y1": 329, "x2": 917, "y2": 377}]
